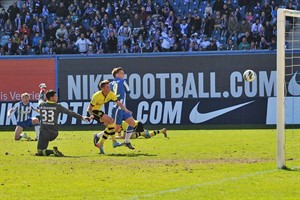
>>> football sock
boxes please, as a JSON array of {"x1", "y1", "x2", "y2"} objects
[
  {"x1": 97, "y1": 131, "x2": 104, "y2": 138},
  {"x1": 117, "y1": 131, "x2": 122, "y2": 137},
  {"x1": 100, "y1": 124, "x2": 116, "y2": 145},
  {"x1": 34, "y1": 125, "x2": 40, "y2": 140},
  {"x1": 125, "y1": 126, "x2": 134, "y2": 143},
  {"x1": 138, "y1": 131, "x2": 146, "y2": 137},
  {"x1": 132, "y1": 133, "x2": 139, "y2": 139},
  {"x1": 99, "y1": 133, "x2": 109, "y2": 145},
  {"x1": 107, "y1": 123, "x2": 116, "y2": 143},
  {"x1": 111, "y1": 134, "x2": 117, "y2": 143},
  {"x1": 150, "y1": 130, "x2": 161, "y2": 137},
  {"x1": 37, "y1": 149, "x2": 54, "y2": 156},
  {"x1": 20, "y1": 133, "x2": 26, "y2": 139},
  {"x1": 107, "y1": 123, "x2": 115, "y2": 133}
]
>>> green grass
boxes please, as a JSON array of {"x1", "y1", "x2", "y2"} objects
[{"x1": 0, "y1": 129, "x2": 299, "y2": 200}]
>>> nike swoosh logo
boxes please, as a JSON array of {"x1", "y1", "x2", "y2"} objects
[
  {"x1": 189, "y1": 101, "x2": 255, "y2": 123},
  {"x1": 288, "y1": 72, "x2": 300, "y2": 96}
]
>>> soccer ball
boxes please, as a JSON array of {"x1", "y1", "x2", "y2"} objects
[{"x1": 243, "y1": 70, "x2": 256, "y2": 82}]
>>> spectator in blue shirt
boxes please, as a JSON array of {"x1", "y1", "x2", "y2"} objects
[{"x1": 32, "y1": 32, "x2": 43, "y2": 47}]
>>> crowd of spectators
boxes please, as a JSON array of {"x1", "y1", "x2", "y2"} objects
[{"x1": 0, "y1": 0, "x2": 299, "y2": 55}]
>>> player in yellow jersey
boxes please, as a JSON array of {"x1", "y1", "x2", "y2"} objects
[
  {"x1": 117, "y1": 120, "x2": 168, "y2": 139},
  {"x1": 87, "y1": 80, "x2": 132, "y2": 154},
  {"x1": 96, "y1": 120, "x2": 168, "y2": 140}
]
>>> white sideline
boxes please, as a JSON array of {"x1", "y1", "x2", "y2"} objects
[{"x1": 127, "y1": 168, "x2": 282, "y2": 200}]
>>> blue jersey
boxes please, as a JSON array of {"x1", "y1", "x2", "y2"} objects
[
  {"x1": 11, "y1": 102, "x2": 35, "y2": 122},
  {"x1": 110, "y1": 78, "x2": 130, "y2": 108}
]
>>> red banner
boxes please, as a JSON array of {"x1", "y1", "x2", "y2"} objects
[{"x1": 0, "y1": 59, "x2": 55, "y2": 101}]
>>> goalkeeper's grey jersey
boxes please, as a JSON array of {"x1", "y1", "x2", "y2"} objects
[{"x1": 39, "y1": 101, "x2": 82, "y2": 134}]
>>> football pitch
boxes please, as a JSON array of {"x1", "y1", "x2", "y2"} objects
[{"x1": 0, "y1": 129, "x2": 299, "y2": 200}]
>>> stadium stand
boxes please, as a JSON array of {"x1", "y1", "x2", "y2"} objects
[{"x1": 0, "y1": 0, "x2": 299, "y2": 55}]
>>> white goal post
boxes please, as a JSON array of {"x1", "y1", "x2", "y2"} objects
[{"x1": 276, "y1": 8, "x2": 300, "y2": 169}]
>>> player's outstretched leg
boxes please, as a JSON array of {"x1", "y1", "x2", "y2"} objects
[
  {"x1": 98, "y1": 134, "x2": 107, "y2": 154},
  {"x1": 34, "y1": 125, "x2": 40, "y2": 141},
  {"x1": 36, "y1": 147, "x2": 64, "y2": 157},
  {"x1": 99, "y1": 145, "x2": 105, "y2": 154},
  {"x1": 105, "y1": 123, "x2": 123, "y2": 148},
  {"x1": 111, "y1": 134, "x2": 123, "y2": 148},
  {"x1": 124, "y1": 125, "x2": 135, "y2": 149},
  {"x1": 149, "y1": 128, "x2": 168, "y2": 138},
  {"x1": 115, "y1": 131, "x2": 141, "y2": 139},
  {"x1": 161, "y1": 128, "x2": 168, "y2": 138},
  {"x1": 97, "y1": 125, "x2": 115, "y2": 154},
  {"x1": 131, "y1": 132, "x2": 139, "y2": 139},
  {"x1": 94, "y1": 126, "x2": 111, "y2": 153},
  {"x1": 93, "y1": 133, "x2": 101, "y2": 147},
  {"x1": 53, "y1": 146, "x2": 64, "y2": 157},
  {"x1": 14, "y1": 126, "x2": 25, "y2": 140},
  {"x1": 36, "y1": 149, "x2": 55, "y2": 156},
  {"x1": 36, "y1": 131, "x2": 61, "y2": 156},
  {"x1": 115, "y1": 131, "x2": 125, "y2": 139},
  {"x1": 132, "y1": 121, "x2": 149, "y2": 138},
  {"x1": 20, "y1": 132, "x2": 33, "y2": 141},
  {"x1": 32, "y1": 117, "x2": 40, "y2": 140},
  {"x1": 129, "y1": 130, "x2": 150, "y2": 139}
]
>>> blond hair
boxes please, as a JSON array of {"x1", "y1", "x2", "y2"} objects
[
  {"x1": 99, "y1": 80, "x2": 110, "y2": 88},
  {"x1": 111, "y1": 67, "x2": 123, "y2": 77},
  {"x1": 21, "y1": 93, "x2": 29, "y2": 99}
]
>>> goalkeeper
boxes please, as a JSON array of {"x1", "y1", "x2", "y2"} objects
[{"x1": 37, "y1": 90, "x2": 91, "y2": 157}]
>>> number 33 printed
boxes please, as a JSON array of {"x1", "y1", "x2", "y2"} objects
[{"x1": 41, "y1": 110, "x2": 55, "y2": 123}]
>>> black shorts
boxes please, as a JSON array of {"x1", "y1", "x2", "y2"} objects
[
  {"x1": 37, "y1": 131, "x2": 58, "y2": 150},
  {"x1": 87, "y1": 110, "x2": 104, "y2": 124},
  {"x1": 135, "y1": 121, "x2": 144, "y2": 132}
]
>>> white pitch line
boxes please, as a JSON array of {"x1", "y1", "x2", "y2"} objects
[{"x1": 128, "y1": 169, "x2": 279, "y2": 200}]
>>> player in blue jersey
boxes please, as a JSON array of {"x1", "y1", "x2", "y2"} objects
[
  {"x1": 110, "y1": 67, "x2": 136, "y2": 150},
  {"x1": 7, "y1": 93, "x2": 40, "y2": 141}
]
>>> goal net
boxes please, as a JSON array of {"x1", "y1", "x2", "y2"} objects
[{"x1": 277, "y1": 8, "x2": 300, "y2": 169}]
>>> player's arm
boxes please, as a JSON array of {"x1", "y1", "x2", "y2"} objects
[
  {"x1": 39, "y1": 89, "x2": 45, "y2": 95},
  {"x1": 124, "y1": 80, "x2": 130, "y2": 93},
  {"x1": 110, "y1": 92, "x2": 132, "y2": 114},
  {"x1": 87, "y1": 103, "x2": 95, "y2": 119},
  {"x1": 116, "y1": 100, "x2": 132, "y2": 114},
  {"x1": 7, "y1": 103, "x2": 19, "y2": 118},
  {"x1": 58, "y1": 104, "x2": 90, "y2": 121},
  {"x1": 31, "y1": 105, "x2": 40, "y2": 113},
  {"x1": 33, "y1": 108, "x2": 40, "y2": 113},
  {"x1": 7, "y1": 108, "x2": 15, "y2": 118}
]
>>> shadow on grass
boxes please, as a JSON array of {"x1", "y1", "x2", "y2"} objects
[
  {"x1": 60, "y1": 156, "x2": 84, "y2": 158},
  {"x1": 279, "y1": 162, "x2": 300, "y2": 172},
  {"x1": 107, "y1": 153, "x2": 157, "y2": 157},
  {"x1": 284, "y1": 167, "x2": 300, "y2": 172},
  {"x1": 33, "y1": 154, "x2": 86, "y2": 158}
]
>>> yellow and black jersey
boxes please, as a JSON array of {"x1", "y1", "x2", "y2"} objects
[{"x1": 89, "y1": 91, "x2": 118, "y2": 111}]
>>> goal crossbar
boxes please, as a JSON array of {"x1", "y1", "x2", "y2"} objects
[{"x1": 280, "y1": 9, "x2": 300, "y2": 18}]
